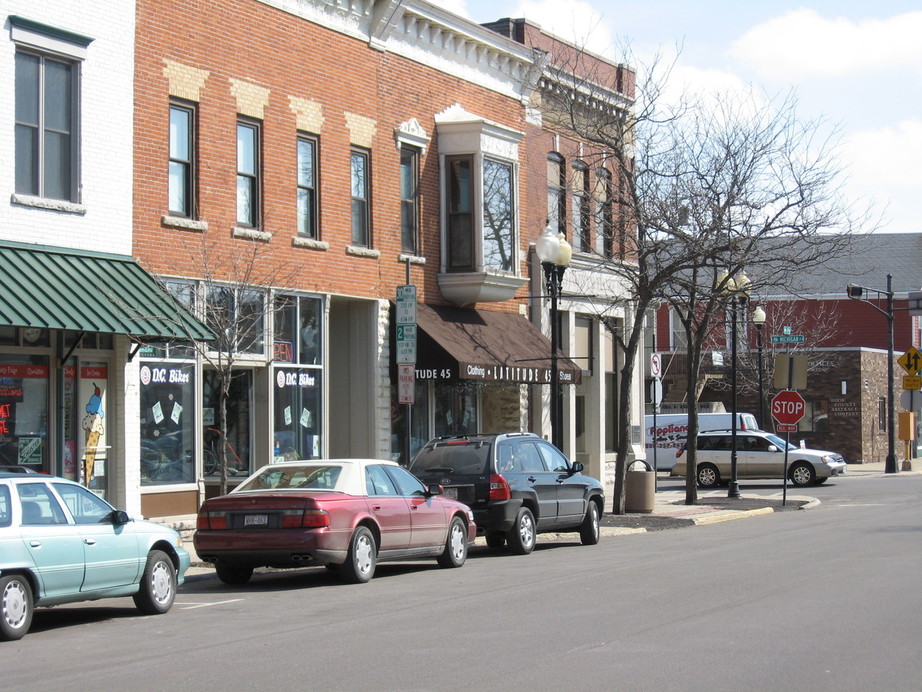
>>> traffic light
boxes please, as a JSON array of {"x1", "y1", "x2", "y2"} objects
[{"x1": 846, "y1": 284, "x2": 863, "y2": 298}]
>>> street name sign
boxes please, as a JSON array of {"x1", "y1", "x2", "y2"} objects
[{"x1": 770, "y1": 334, "x2": 805, "y2": 344}]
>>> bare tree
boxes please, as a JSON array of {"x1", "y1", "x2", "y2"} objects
[{"x1": 534, "y1": 39, "x2": 872, "y2": 510}]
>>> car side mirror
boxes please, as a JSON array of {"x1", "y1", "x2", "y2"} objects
[
  {"x1": 111, "y1": 510, "x2": 131, "y2": 525},
  {"x1": 570, "y1": 461, "x2": 584, "y2": 474},
  {"x1": 426, "y1": 484, "x2": 443, "y2": 497},
  {"x1": 767, "y1": 445, "x2": 778, "y2": 452}
]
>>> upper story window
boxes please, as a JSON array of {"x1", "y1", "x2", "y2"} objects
[
  {"x1": 572, "y1": 162, "x2": 590, "y2": 253},
  {"x1": 169, "y1": 101, "x2": 195, "y2": 217},
  {"x1": 482, "y1": 158, "x2": 514, "y2": 272},
  {"x1": 400, "y1": 145, "x2": 420, "y2": 254},
  {"x1": 350, "y1": 148, "x2": 371, "y2": 247},
  {"x1": 297, "y1": 134, "x2": 318, "y2": 238},
  {"x1": 547, "y1": 154, "x2": 565, "y2": 236},
  {"x1": 10, "y1": 17, "x2": 91, "y2": 206},
  {"x1": 446, "y1": 155, "x2": 473, "y2": 269},
  {"x1": 236, "y1": 118, "x2": 261, "y2": 227},
  {"x1": 595, "y1": 167, "x2": 613, "y2": 256}
]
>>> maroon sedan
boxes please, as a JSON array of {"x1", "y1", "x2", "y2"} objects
[{"x1": 195, "y1": 459, "x2": 476, "y2": 584}]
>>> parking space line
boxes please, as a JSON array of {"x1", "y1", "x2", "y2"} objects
[{"x1": 179, "y1": 599, "x2": 245, "y2": 610}]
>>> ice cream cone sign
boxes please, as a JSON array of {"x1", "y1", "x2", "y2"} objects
[{"x1": 83, "y1": 384, "x2": 105, "y2": 485}]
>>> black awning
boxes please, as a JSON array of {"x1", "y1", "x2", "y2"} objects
[{"x1": 411, "y1": 304, "x2": 581, "y2": 385}]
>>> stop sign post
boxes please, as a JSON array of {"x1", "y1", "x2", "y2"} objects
[{"x1": 771, "y1": 390, "x2": 806, "y2": 432}]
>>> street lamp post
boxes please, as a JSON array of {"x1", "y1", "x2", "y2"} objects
[
  {"x1": 752, "y1": 305, "x2": 767, "y2": 429},
  {"x1": 719, "y1": 270, "x2": 750, "y2": 498},
  {"x1": 535, "y1": 226, "x2": 572, "y2": 450}
]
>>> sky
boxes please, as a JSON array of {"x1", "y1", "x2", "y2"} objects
[{"x1": 444, "y1": 0, "x2": 922, "y2": 234}]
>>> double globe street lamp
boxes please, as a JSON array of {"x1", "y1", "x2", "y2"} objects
[
  {"x1": 535, "y1": 226, "x2": 572, "y2": 451},
  {"x1": 719, "y1": 270, "x2": 750, "y2": 499},
  {"x1": 752, "y1": 305, "x2": 767, "y2": 428}
]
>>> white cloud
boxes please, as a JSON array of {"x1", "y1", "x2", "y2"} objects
[
  {"x1": 437, "y1": 0, "x2": 471, "y2": 20},
  {"x1": 729, "y1": 9, "x2": 922, "y2": 80}
]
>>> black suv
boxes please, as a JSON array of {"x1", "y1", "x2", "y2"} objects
[{"x1": 409, "y1": 433, "x2": 604, "y2": 554}]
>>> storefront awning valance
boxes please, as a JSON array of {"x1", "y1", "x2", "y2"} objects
[
  {"x1": 412, "y1": 304, "x2": 581, "y2": 385},
  {"x1": 0, "y1": 241, "x2": 214, "y2": 340}
]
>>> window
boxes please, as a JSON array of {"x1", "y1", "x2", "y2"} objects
[
  {"x1": 139, "y1": 359, "x2": 196, "y2": 486},
  {"x1": 236, "y1": 119, "x2": 260, "y2": 226},
  {"x1": 15, "y1": 50, "x2": 79, "y2": 201},
  {"x1": 482, "y1": 158, "x2": 514, "y2": 272},
  {"x1": 547, "y1": 154, "x2": 565, "y2": 235},
  {"x1": 53, "y1": 482, "x2": 114, "y2": 524},
  {"x1": 350, "y1": 149, "x2": 370, "y2": 246},
  {"x1": 446, "y1": 155, "x2": 473, "y2": 270},
  {"x1": 400, "y1": 146, "x2": 420, "y2": 253},
  {"x1": 572, "y1": 162, "x2": 590, "y2": 252},
  {"x1": 595, "y1": 168, "x2": 613, "y2": 256},
  {"x1": 169, "y1": 102, "x2": 195, "y2": 217},
  {"x1": 205, "y1": 285, "x2": 265, "y2": 355},
  {"x1": 297, "y1": 135, "x2": 317, "y2": 238}
]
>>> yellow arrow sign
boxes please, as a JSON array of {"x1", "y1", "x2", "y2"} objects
[{"x1": 898, "y1": 347, "x2": 922, "y2": 375}]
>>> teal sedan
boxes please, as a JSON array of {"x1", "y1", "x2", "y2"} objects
[{"x1": 0, "y1": 473, "x2": 189, "y2": 641}]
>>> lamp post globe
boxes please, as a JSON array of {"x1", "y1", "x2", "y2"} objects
[{"x1": 536, "y1": 225, "x2": 570, "y2": 451}]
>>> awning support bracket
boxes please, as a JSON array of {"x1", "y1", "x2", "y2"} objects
[
  {"x1": 128, "y1": 341, "x2": 143, "y2": 362},
  {"x1": 60, "y1": 331, "x2": 86, "y2": 365}
]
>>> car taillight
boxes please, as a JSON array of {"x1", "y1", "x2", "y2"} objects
[
  {"x1": 197, "y1": 511, "x2": 227, "y2": 530},
  {"x1": 489, "y1": 474, "x2": 511, "y2": 501},
  {"x1": 281, "y1": 509, "x2": 330, "y2": 528}
]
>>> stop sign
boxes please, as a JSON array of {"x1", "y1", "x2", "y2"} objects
[{"x1": 771, "y1": 390, "x2": 806, "y2": 425}]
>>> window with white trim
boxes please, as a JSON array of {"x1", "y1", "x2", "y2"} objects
[
  {"x1": 236, "y1": 118, "x2": 261, "y2": 227},
  {"x1": 169, "y1": 101, "x2": 196, "y2": 217},
  {"x1": 297, "y1": 134, "x2": 318, "y2": 238}
]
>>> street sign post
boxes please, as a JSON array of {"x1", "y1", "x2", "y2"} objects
[{"x1": 771, "y1": 390, "x2": 806, "y2": 505}]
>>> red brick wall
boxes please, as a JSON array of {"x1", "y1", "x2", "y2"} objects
[{"x1": 134, "y1": 0, "x2": 532, "y2": 311}]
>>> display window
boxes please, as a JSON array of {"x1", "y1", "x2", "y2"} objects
[
  {"x1": 0, "y1": 356, "x2": 49, "y2": 470},
  {"x1": 202, "y1": 369, "x2": 252, "y2": 478},
  {"x1": 139, "y1": 360, "x2": 195, "y2": 485}
]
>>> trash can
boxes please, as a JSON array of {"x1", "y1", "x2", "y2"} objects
[{"x1": 625, "y1": 460, "x2": 655, "y2": 513}]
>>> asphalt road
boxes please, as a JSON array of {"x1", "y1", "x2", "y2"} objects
[{"x1": 3, "y1": 473, "x2": 921, "y2": 691}]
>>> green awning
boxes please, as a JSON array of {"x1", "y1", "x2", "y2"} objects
[{"x1": 0, "y1": 241, "x2": 214, "y2": 341}]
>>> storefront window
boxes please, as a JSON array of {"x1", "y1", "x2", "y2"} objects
[
  {"x1": 390, "y1": 379, "x2": 429, "y2": 463},
  {"x1": 433, "y1": 383, "x2": 477, "y2": 438},
  {"x1": 203, "y1": 369, "x2": 252, "y2": 477},
  {"x1": 0, "y1": 355, "x2": 49, "y2": 470},
  {"x1": 272, "y1": 295, "x2": 323, "y2": 460},
  {"x1": 139, "y1": 360, "x2": 195, "y2": 485}
]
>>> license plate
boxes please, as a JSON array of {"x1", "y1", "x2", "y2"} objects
[
  {"x1": 443, "y1": 487, "x2": 459, "y2": 500},
  {"x1": 244, "y1": 514, "x2": 268, "y2": 526}
]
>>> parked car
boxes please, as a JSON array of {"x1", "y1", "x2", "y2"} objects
[
  {"x1": 671, "y1": 430, "x2": 847, "y2": 487},
  {"x1": 194, "y1": 459, "x2": 476, "y2": 585},
  {"x1": 408, "y1": 433, "x2": 604, "y2": 554},
  {"x1": 0, "y1": 465, "x2": 39, "y2": 474},
  {"x1": 644, "y1": 412, "x2": 761, "y2": 471},
  {"x1": 0, "y1": 473, "x2": 189, "y2": 641}
]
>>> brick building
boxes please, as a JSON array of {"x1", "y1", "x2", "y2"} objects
[
  {"x1": 132, "y1": 0, "x2": 641, "y2": 519},
  {"x1": 648, "y1": 233, "x2": 922, "y2": 465}
]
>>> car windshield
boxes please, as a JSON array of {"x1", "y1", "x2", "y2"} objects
[
  {"x1": 765, "y1": 433, "x2": 798, "y2": 451},
  {"x1": 236, "y1": 465, "x2": 343, "y2": 492},
  {"x1": 411, "y1": 441, "x2": 491, "y2": 474}
]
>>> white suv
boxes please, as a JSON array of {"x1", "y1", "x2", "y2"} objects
[{"x1": 671, "y1": 430, "x2": 847, "y2": 488}]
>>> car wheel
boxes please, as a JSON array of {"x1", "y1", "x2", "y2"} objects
[
  {"x1": 790, "y1": 462, "x2": 815, "y2": 487},
  {"x1": 437, "y1": 516, "x2": 468, "y2": 568},
  {"x1": 340, "y1": 526, "x2": 377, "y2": 583},
  {"x1": 133, "y1": 550, "x2": 177, "y2": 615},
  {"x1": 485, "y1": 531, "x2": 505, "y2": 549},
  {"x1": 507, "y1": 507, "x2": 536, "y2": 555},
  {"x1": 696, "y1": 463, "x2": 720, "y2": 488},
  {"x1": 579, "y1": 500, "x2": 601, "y2": 546},
  {"x1": 0, "y1": 575, "x2": 33, "y2": 641},
  {"x1": 215, "y1": 562, "x2": 254, "y2": 585}
]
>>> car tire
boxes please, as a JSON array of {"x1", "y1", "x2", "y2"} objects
[
  {"x1": 133, "y1": 550, "x2": 177, "y2": 615},
  {"x1": 215, "y1": 562, "x2": 254, "y2": 585},
  {"x1": 485, "y1": 531, "x2": 505, "y2": 549},
  {"x1": 696, "y1": 463, "x2": 720, "y2": 488},
  {"x1": 579, "y1": 500, "x2": 601, "y2": 546},
  {"x1": 340, "y1": 526, "x2": 377, "y2": 583},
  {"x1": 790, "y1": 462, "x2": 815, "y2": 487},
  {"x1": 437, "y1": 516, "x2": 468, "y2": 568},
  {"x1": 507, "y1": 507, "x2": 536, "y2": 555},
  {"x1": 0, "y1": 574, "x2": 33, "y2": 641}
]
